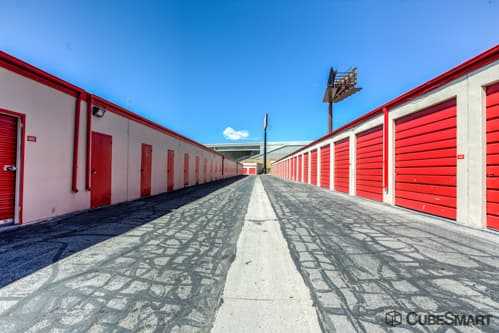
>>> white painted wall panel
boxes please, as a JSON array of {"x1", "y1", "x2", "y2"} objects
[{"x1": 0, "y1": 68, "x2": 89, "y2": 223}]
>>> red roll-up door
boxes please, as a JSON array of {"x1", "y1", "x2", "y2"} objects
[
  {"x1": 311, "y1": 149, "x2": 318, "y2": 185},
  {"x1": 0, "y1": 114, "x2": 17, "y2": 221},
  {"x1": 295, "y1": 157, "x2": 298, "y2": 180},
  {"x1": 298, "y1": 155, "x2": 302, "y2": 182},
  {"x1": 140, "y1": 144, "x2": 152, "y2": 198},
  {"x1": 291, "y1": 157, "x2": 295, "y2": 180},
  {"x1": 293, "y1": 157, "x2": 297, "y2": 180},
  {"x1": 91, "y1": 132, "x2": 112, "y2": 208},
  {"x1": 356, "y1": 126, "x2": 383, "y2": 201},
  {"x1": 486, "y1": 83, "x2": 499, "y2": 230},
  {"x1": 195, "y1": 156, "x2": 200, "y2": 184},
  {"x1": 249, "y1": 168, "x2": 256, "y2": 175},
  {"x1": 292, "y1": 157, "x2": 296, "y2": 180},
  {"x1": 184, "y1": 153, "x2": 190, "y2": 186},
  {"x1": 395, "y1": 99, "x2": 457, "y2": 220},
  {"x1": 303, "y1": 152, "x2": 309, "y2": 183},
  {"x1": 320, "y1": 144, "x2": 330, "y2": 189},
  {"x1": 335, "y1": 138, "x2": 350, "y2": 193},
  {"x1": 204, "y1": 158, "x2": 208, "y2": 182},
  {"x1": 167, "y1": 150, "x2": 174, "y2": 192}
]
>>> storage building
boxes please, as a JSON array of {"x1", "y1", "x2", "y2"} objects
[
  {"x1": 0, "y1": 51, "x2": 241, "y2": 226},
  {"x1": 272, "y1": 45, "x2": 499, "y2": 232}
]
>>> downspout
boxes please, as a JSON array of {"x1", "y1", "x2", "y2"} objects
[
  {"x1": 19, "y1": 115, "x2": 26, "y2": 224},
  {"x1": 71, "y1": 92, "x2": 81, "y2": 193},
  {"x1": 85, "y1": 94, "x2": 93, "y2": 191},
  {"x1": 383, "y1": 107, "x2": 389, "y2": 192}
]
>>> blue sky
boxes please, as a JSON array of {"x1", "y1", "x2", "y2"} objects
[{"x1": 1, "y1": 0, "x2": 498, "y2": 144}]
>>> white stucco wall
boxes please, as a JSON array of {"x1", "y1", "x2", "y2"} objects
[{"x1": 0, "y1": 68, "x2": 89, "y2": 223}]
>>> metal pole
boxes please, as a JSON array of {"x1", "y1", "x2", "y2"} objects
[
  {"x1": 263, "y1": 113, "x2": 268, "y2": 174},
  {"x1": 263, "y1": 127, "x2": 267, "y2": 174},
  {"x1": 328, "y1": 101, "x2": 333, "y2": 133}
]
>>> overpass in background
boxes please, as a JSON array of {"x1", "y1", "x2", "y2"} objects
[{"x1": 205, "y1": 141, "x2": 311, "y2": 162}]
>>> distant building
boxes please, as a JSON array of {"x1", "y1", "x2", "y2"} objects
[
  {"x1": 240, "y1": 162, "x2": 263, "y2": 175},
  {"x1": 205, "y1": 141, "x2": 311, "y2": 169}
]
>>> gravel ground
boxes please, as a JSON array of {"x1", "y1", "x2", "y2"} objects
[
  {"x1": 0, "y1": 176, "x2": 254, "y2": 333},
  {"x1": 261, "y1": 175, "x2": 499, "y2": 333}
]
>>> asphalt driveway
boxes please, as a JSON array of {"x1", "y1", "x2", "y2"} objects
[
  {"x1": 261, "y1": 175, "x2": 499, "y2": 332},
  {"x1": 0, "y1": 176, "x2": 254, "y2": 333}
]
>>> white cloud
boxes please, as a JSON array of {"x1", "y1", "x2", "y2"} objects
[{"x1": 223, "y1": 127, "x2": 249, "y2": 140}]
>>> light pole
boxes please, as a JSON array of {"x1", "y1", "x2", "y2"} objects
[{"x1": 263, "y1": 113, "x2": 268, "y2": 174}]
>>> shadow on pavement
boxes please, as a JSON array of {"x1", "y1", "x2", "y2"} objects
[{"x1": 0, "y1": 176, "x2": 246, "y2": 289}]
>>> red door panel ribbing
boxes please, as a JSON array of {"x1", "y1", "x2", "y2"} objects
[
  {"x1": 0, "y1": 114, "x2": 17, "y2": 220},
  {"x1": 298, "y1": 155, "x2": 302, "y2": 182},
  {"x1": 91, "y1": 132, "x2": 112, "y2": 208},
  {"x1": 356, "y1": 126, "x2": 383, "y2": 201},
  {"x1": 395, "y1": 99, "x2": 457, "y2": 220},
  {"x1": 167, "y1": 150, "x2": 174, "y2": 192},
  {"x1": 335, "y1": 139, "x2": 350, "y2": 193},
  {"x1": 311, "y1": 150, "x2": 318, "y2": 185},
  {"x1": 486, "y1": 83, "x2": 499, "y2": 230},
  {"x1": 140, "y1": 144, "x2": 152, "y2": 198},
  {"x1": 320, "y1": 144, "x2": 330, "y2": 189},
  {"x1": 303, "y1": 152, "x2": 309, "y2": 183}
]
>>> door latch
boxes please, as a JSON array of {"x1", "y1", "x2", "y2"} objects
[{"x1": 3, "y1": 165, "x2": 17, "y2": 172}]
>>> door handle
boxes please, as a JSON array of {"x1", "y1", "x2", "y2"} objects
[{"x1": 3, "y1": 165, "x2": 17, "y2": 172}]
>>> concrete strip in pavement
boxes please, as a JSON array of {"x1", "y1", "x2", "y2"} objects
[{"x1": 212, "y1": 176, "x2": 322, "y2": 333}]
